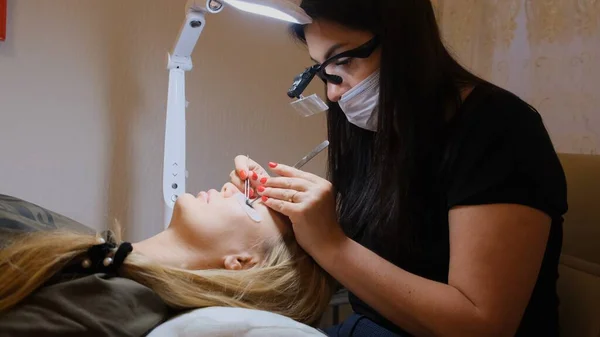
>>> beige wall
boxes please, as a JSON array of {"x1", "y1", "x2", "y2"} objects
[
  {"x1": 0, "y1": 0, "x2": 327, "y2": 240},
  {"x1": 0, "y1": 1, "x2": 598, "y2": 241},
  {"x1": 434, "y1": 0, "x2": 600, "y2": 154}
]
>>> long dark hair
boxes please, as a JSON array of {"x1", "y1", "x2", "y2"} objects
[{"x1": 290, "y1": 0, "x2": 486, "y2": 264}]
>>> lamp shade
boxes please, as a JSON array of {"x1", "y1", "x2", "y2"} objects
[{"x1": 223, "y1": 0, "x2": 312, "y2": 24}]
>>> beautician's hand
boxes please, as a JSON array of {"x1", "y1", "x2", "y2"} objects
[
  {"x1": 230, "y1": 155, "x2": 270, "y2": 195},
  {"x1": 259, "y1": 162, "x2": 346, "y2": 258}
]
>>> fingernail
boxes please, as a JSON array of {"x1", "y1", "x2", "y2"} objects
[
  {"x1": 260, "y1": 177, "x2": 268, "y2": 184},
  {"x1": 258, "y1": 186, "x2": 265, "y2": 193},
  {"x1": 269, "y1": 162, "x2": 278, "y2": 168},
  {"x1": 249, "y1": 189, "x2": 255, "y2": 198},
  {"x1": 252, "y1": 171, "x2": 258, "y2": 180},
  {"x1": 262, "y1": 196, "x2": 269, "y2": 202},
  {"x1": 239, "y1": 170, "x2": 248, "y2": 180}
]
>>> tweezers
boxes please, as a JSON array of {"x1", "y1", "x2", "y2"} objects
[
  {"x1": 244, "y1": 155, "x2": 252, "y2": 204},
  {"x1": 246, "y1": 140, "x2": 330, "y2": 207},
  {"x1": 292, "y1": 140, "x2": 330, "y2": 169}
]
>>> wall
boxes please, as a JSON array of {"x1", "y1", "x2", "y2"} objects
[
  {"x1": 433, "y1": 0, "x2": 600, "y2": 154},
  {"x1": 0, "y1": 0, "x2": 111, "y2": 232},
  {"x1": 0, "y1": 0, "x2": 327, "y2": 240},
  {"x1": 1, "y1": 0, "x2": 598, "y2": 241}
]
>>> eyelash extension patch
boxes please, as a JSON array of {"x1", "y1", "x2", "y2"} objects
[{"x1": 234, "y1": 194, "x2": 262, "y2": 223}]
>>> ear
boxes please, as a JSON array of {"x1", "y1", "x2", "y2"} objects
[{"x1": 223, "y1": 253, "x2": 259, "y2": 270}]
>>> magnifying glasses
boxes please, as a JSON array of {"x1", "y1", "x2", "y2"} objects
[
  {"x1": 287, "y1": 36, "x2": 381, "y2": 107},
  {"x1": 286, "y1": 36, "x2": 380, "y2": 117}
]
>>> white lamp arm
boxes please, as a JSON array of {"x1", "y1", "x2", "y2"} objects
[{"x1": 163, "y1": 4, "x2": 211, "y2": 228}]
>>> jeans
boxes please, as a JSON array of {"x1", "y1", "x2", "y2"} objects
[{"x1": 323, "y1": 314, "x2": 406, "y2": 337}]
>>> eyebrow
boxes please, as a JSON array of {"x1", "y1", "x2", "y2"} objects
[{"x1": 310, "y1": 42, "x2": 349, "y2": 64}]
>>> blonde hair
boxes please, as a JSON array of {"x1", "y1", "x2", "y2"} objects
[{"x1": 0, "y1": 227, "x2": 335, "y2": 326}]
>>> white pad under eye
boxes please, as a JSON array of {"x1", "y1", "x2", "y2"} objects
[{"x1": 234, "y1": 194, "x2": 262, "y2": 223}]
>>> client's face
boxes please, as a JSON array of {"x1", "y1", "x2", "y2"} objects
[{"x1": 168, "y1": 182, "x2": 289, "y2": 270}]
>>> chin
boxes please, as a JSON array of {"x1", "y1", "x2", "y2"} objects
[
  {"x1": 171, "y1": 193, "x2": 204, "y2": 225},
  {"x1": 173, "y1": 193, "x2": 198, "y2": 211}
]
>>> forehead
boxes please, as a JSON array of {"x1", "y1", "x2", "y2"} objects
[{"x1": 304, "y1": 20, "x2": 375, "y2": 62}]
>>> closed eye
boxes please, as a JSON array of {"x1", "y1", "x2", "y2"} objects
[{"x1": 234, "y1": 194, "x2": 263, "y2": 222}]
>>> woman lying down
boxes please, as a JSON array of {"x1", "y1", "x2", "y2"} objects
[{"x1": 0, "y1": 183, "x2": 335, "y2": 336}]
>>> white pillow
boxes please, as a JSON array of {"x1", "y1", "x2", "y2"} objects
[{"x1": 147, "y1": 307, "x2": 327, "y2": 337}]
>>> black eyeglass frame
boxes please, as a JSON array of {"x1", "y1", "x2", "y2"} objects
[{"x1": 287, "y1": 36, "x2": 381, "y2": 99}]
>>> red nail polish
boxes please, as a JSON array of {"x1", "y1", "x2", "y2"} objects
[
  {"x1": 262, "y1": 196, "x2": 269, "y2": 202},
  {"x1": 249, "y1": 189, "x2": 255, "y2": 198},
  {"x1": 260, "y1": 177, "x2": 267, "y2": 184},
  {"x1": 252, "y1": 171, "x2": 258, "y2": 180},
  {"x1": 269, "y1": 162, "x2": 277, "y2": 168},
  {"x1": 258, "y1": 186, "x2": 265, "y2": 193},
  {"x1": 239, "y1": 170, "x2": 247, "y2": 180}
]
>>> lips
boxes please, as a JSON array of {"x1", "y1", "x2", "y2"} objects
[
  {"x1": 207, "y1": 189, "x2": 219, "y2": 203},
  {"x1": 197, "y1": 191, "x2": 209, "y2": 203},
  {"x1": 198, "y1": 189, "x2": 219, "y2": 204}
]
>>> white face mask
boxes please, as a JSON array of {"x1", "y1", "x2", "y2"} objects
[{"x1": 338, "y1": 70, "x2": 380, "y2": 131}]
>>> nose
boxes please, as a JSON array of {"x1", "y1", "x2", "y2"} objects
[
  {"x1": 221, "y1": 182, "x2": 239, "y2": 197},
  {"x1": 327, "y1": 82, "x2": 348, "y2": 103}
]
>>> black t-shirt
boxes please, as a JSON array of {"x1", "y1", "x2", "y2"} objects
[{"x1": 348, "y1": 84, "x2": 568, "y2": 336}]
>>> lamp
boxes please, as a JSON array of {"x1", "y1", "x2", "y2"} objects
[{"x1": 163, "y1": 0, "x2": 312, "y2": 227}]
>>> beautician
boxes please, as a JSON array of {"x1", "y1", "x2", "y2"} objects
[{"x1": 230, "y1": 0, "x2": 567, "y2": 336}]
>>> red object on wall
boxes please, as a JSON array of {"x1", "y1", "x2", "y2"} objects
[
  {"x1": 0, "y1": 0, "x2": 6, "y2": 41},
  {"x1": 0, "y1": 0, "x2": 7, "y2": 41}
]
